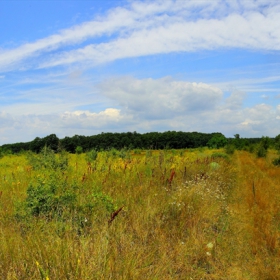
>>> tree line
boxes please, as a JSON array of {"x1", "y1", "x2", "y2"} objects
[
  {"x1": 0, "y1": 131, "x2": 224, "y2": 154},
  {"x1": 0, "y1": 131, "x2": 272, "y2": 155}
]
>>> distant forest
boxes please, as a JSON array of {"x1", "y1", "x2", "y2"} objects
[{"x1": 0, "y1": 131, "x2": 267, "y2": 154}]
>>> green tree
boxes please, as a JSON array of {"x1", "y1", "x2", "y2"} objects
[
  {"x1": 274, "y1": 134, "x2": 280, "y2": 152},
  {"x1": 261, "y1": 136, "x2": 270, "y2": 150},
  {"x1": 207, "y1": 134, "x2": 228, "y2": 149}
]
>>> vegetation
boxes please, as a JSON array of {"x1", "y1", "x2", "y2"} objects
[
  {"x1": 0, "y1": 144, "x2": 279, "y2": 279},
  {"x1": 1, "y1": 131, "x2": 273, "y2": 159},
  {"x1": 1, "y1": 131, "x2": 232, "y2": 154}
]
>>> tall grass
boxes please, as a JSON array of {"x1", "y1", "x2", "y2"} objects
[{"x1": 0, "y1": 148, "x2": 279, "y2": 278}]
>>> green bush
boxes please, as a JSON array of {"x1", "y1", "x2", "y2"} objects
[
  {"x1": 27, "y1": 146, "x2": 68, "y2": 171},
  {"x1": 85, "y1": 149, "x2": 98, "y2": 163},
  {"x1": 225, "y1": 144, "x2": 235, "y2": 155},
  {"x1": 133, "y1": 149, "x2": 142, "y2": 155},
  {"x1": 119, "y1": 148, "x2": 131, "y2": 159},
  {"x1": 256, "y1": 145, "x2": 267, "y2": 158},
  {"x1": 272, "y1": 156, "x2": 280, "y2": 166},
  {"x1": 75, "y1": 146, "x2": 83, "y2": 154},
  {"x1": 15, "y1": 174, "x2": 116, "y2": 234}
]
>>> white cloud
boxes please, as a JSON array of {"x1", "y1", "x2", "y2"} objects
[
  {"x1": 39, "y1": 10, "x2": 280, "y2": 68},
  {"x1": 99, "y1": 76, "x2": 223, "y2": 119},
  {"x1": 1, "y1": 1, "x2": 280, "y2": 143},
  {"x1": 1, "y1": 75, "x2": 280, "y2": 144},
  {"x1": 225, "y1": 90, "x2": 246, "y2": 109},
  {"x1": 0, "y1": 108, "x2": 130, "y2": 144},
  {"x1": 61, "y1": 108, "x2": 123, "y2": 127},
  {"x1": 1, "y1": 0, "x2": 280, "y2": 71}
]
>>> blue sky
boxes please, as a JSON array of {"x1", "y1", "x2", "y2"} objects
[{"x1": 1, "y1": 0, "x2": 280, "y2": 144}]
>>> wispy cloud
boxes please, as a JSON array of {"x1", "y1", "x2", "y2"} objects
[
  {"x1": 1, "y1": 0, "x2": 280, "y2": 144},
  {"x1": 1, "y1": 0, "x2": 280, "y2": 71}
]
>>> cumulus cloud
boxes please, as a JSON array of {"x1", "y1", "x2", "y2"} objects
[
  {"x1": 61, "y1": 108, "x2": 123, "y2": 128},
  {"x1": 99, "y1": 76, "x2": 223, "y2": 119},
  {"x1": 225, "y1": 90, "x2": 246, "y2": 109},
  {"x1": 1, "y1": 75, "x2": 280, "y2": 144},
  {"x1": 1, "y1": 0, "x2": 280, "y2": 71},
  {"x1": 0, "y1": 108, "x2": 131, "y2": 144},
  {"x1": 97, "y1": 76, "x2": 280, "y2": 137}
]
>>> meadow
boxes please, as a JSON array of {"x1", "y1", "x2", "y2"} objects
[{"x1": 0, "y1": 147, "x2": 280, "y2": 279}]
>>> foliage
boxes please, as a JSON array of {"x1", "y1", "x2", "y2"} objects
[
  {"x1": 256, "y1": 145, "x2": 267, "y2": 158},
  {"x1": 207, "y1": 134, "x2": 228, "y2": 148},
  {"x1": 75, "y1": 146, "x2": 83, "y2": 154},
  {"x1": 224, "y1": 144, "x2": 235, "y2": 155},
  {"x1": 27, "y1": 146, "x2": 68, "y2": 171},
  {"x1": 133, "y1": 148, "x2": 142, "y2": 154},
  {"x1": 272, "y1": 156, "x2": 280, "y2": 166},
  {"x1": 85, "y1": 149, "x2": 98, "y2": 163},
  {"x1": 274, "y1": 133, "x2": 280, "y2": 152},
  {"x1": 260, "y1": 136, "x2": 270, "y2": 150},
  {"x1": 1, "y1": 131, "x2": 229, "y2": 154},
  {"x1": 15, "y1": 173, "x2": 116, "y2": 233},
  {"x1": 256, "y1": 136, "x2": 270, "y2": 158},
  {"x1": 118, "y1": 148, "x2": 131, "y2": 159},
  {"x1": 24, "y1": 176, "x2": 77, "y2": 218}
]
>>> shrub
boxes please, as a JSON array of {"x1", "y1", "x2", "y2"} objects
[
  {"x1": 225, "y1": 144, "x2": 235, "y2": 155},
  {"x1": 15, "y1": 174, "x2": 116, "y2": 234},
  {"x1": 27, "y1": 146, "x2": 68, "y2": 171},
  {"x1": 119, "y1": 148, "x2": 131, "y2": 159},
  {"x1": 75, "y1": 146, "x2": 83, "y2": 154},
  {"x1": 110, "y1": 148, "x2": 119, "y2": 157},
  {"x1": 133, "y1": 149, "x2": 142, "y2": 155},
  {"x1": 272, "y1": 156, "x2": 280, "y2": 166},
  {"x1": 256, "y1": 145, "x2": 267, "y2": 158},
  {"x1": 25, "y1": 179, "x2": 76, "y2": 218},
  {"x1": 85, "y1": 149, "x2": 98, "y2": 163}
]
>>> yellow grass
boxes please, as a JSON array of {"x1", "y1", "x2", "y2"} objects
[{"x1": 0, "y1": 149, "x2": 279, "y2": 279}]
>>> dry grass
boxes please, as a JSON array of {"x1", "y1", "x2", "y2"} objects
[{"x1": 0, "y1": 149, "x2": 279, "y2": 279}]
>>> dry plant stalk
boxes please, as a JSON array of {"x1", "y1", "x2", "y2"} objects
[
  {"x1": 108, "y1": 206, "x2": 124, "y2": 226},
  {"x1": 167, "y1": 170, "x2": 175, "y2": 186}
]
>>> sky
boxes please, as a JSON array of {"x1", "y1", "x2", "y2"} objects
[{"x1": 1, "y1": 0, "x2": 280, "y2": 144}]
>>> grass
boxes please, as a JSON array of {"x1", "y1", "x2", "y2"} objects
[{"x1": 0, "y1": 148, "x2": 279, "y2": 279}]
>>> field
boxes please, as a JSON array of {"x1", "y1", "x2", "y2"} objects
[{"x1": 0, "y1": 148, "x2": 280, "y2": 279}]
